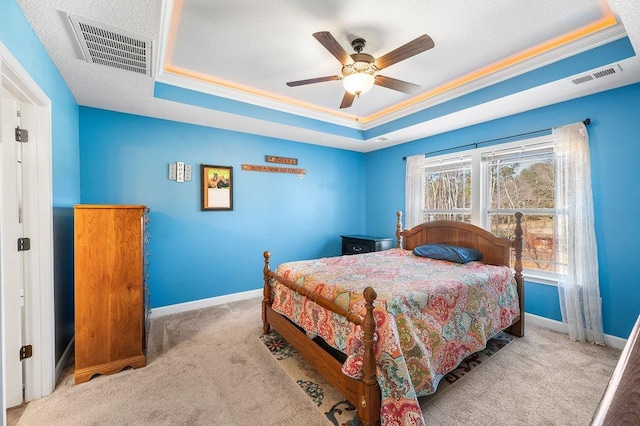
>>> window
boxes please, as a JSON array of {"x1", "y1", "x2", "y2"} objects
[
  {"x1": 412, "y1": 136, "x2": 557, "y2": 279},
  {"x1": 483, "y1": 143, "x2": 556, "y2": 275},
  {"x1": 422, "y1": 156, "x2": 471, "y2": 222}
]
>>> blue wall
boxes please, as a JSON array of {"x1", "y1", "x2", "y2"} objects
[
  {"x1": 79, "y1": 108, "x2": 366, "y2": 307},
  {"x1": 4, "y1": 0, "x2": 637, "y2": 350},
  {"x1": 0, "y1": 0, "x2": 80, "y2": 204},
  {"x1": 365, "y1": 83, "x2": 640, "y2": 339},
  {"x1": 1, "y1": 0, "x2": 80, "y2": 363}
]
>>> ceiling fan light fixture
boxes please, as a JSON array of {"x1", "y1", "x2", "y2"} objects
[
  {"x1": 343, "y1": 71, "x2": 375, "y2": 95},
  {"x1": 287, "y1": 32, "x2": 434, "y2": 108},
  {"x1": 342, "y1": 57, "x2": 377, "y2": 95}
]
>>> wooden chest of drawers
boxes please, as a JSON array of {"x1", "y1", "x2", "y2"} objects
[
  {"x1": 74, "y1": 204, "x2": 149, "y2": 384},
  {"x1": 341, "y1": 235, "x2": 393, "y2": 255}
]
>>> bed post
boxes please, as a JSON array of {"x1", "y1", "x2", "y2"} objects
[
  {"x1": 508, "y1": 212, "x2": 525, "y2": 337},
  {"x1": 358, "y1": 286, "x2": 381, "y2": 426},
  {"x1": 262, "y1": 251, "x2": 272, "y2": 335},
  {"x1": 396, "y1": 211, "x2": 403, "y2": 249}
]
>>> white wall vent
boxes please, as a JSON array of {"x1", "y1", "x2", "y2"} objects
[
  {"x1": 570, "y1": 64, "x2": 622, "y2": 85},
  {"x1": 67, "y1": 14, "x2": 152, "y2": 76},
  {"x1": 571, "y1": 75, "x2": 594, "y2": 85}
]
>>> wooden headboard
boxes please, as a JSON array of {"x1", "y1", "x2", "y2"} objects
[{"x1": 395, "y1": 211, "x2": 522, "y2": 268}]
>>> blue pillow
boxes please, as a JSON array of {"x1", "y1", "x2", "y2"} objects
[{"x1": 413, "y1": 244, "x2": 483, "y2": 264}]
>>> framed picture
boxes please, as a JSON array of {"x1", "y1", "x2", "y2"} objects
[{"x1": 201, "y1": 164, "x2": 233, "y2": 211}]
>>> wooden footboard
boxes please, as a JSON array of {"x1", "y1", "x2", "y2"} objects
[
  {"x1": 261, "y1": 212, "x2": 524, "y2": 425},
  {"x1": 262, "y1": 251, "x2": 381, "y2": 425}
]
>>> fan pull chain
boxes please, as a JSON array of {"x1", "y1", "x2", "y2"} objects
[{"x1": 356, "y1": 95, "x2": 362, "y2": 134}]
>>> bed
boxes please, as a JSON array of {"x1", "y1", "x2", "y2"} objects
[{"x1": 261, "y1": 212, "x2": 524, "y2": 426}]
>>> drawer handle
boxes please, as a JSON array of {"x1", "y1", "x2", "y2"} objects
[{"x1": 352, "y1": 246, "x2": 362, "y2": 252}]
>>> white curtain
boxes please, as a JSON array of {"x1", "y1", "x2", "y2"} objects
[
  {"x1": 405, "y1": 154, "x2": 425, "y2": 229},
  {"x1": 554, "y1": 123, "x2": 605, "y2": 345}
]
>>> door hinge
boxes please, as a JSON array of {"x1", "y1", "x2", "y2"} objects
[
  {"x1": 17, "y1": 237, "x2": 31, "y2": 251},
  {"x1": 20, "y1": 345, "x2": 33, "y2": 361},
  {"x1": 15, "y1": 126, "x2": 29, "y2": 142}
]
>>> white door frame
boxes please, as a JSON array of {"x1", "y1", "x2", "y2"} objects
[
  {"x1": 2, "y1": 89, "x2": 25, "y2": 409},
  {"x1": 0, "y1": 40, "x2": 55, "y2": 405}
]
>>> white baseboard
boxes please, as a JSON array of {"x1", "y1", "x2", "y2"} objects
[
  {"x1": 149, "y1": 291, "x2": 628, "y2": 349},
  {"x1": 151, "y1": 288, "x2": 263, "y2": 318},
  {"x1": 525, "y1": 313, "x2": 627, "y2": 350},
  {"x1": 55, "y1": 337, "x2": 74, "y2": 384}
]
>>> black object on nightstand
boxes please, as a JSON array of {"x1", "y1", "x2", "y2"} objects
[{"x1": 341, "y1": 235, "x2": 393, "y2": 255}]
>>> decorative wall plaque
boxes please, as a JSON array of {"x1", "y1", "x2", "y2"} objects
[
  {"x1": 265, "y1": 155, "x2": 298, "y2": 165},
  {"x1": 241, "y1": 164, "x2": 306, "y2": 175}
]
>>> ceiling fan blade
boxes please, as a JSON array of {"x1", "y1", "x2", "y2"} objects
[
  {"x1": 374, "y1": 34, "x2": 435, "y2": 70},
  {"x1": 286, "y1": 75, "x2": 341, "y2": 87},
  {"x1": 340, "y1": 92, "x2": 355, "y2": 109},
  {"x1": 374, "y1": 75, "x2": 421, "y2": 94},
  {"x1": 313, "y1": 31, "x2": 353, "y2": 65}
]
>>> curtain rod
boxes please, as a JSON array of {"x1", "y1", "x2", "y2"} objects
[{"x1": 402, "y1": 118, "x2": 591, "y2": 160}]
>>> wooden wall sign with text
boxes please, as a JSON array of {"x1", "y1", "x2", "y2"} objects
[
  {"x1": 265, "y1": 155, "x2": 298, "y2": 165},
  {"x1": 241, "y1": 164, "x2": 306, "y2": 175}
]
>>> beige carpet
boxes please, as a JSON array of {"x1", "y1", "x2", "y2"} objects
[
  {"x1": 258, "y1": 329, "x2": 515, "y2": 425},
  {"x1": 421, "y1": 325, "x2": 620, "y2": 425},
  {"x1": 15, "y1": 297, "x2": 621, "y2": 425}
]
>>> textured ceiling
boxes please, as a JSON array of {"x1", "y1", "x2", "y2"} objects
[
  {"x1": 168, "y1": 0, "x2": 606, "y2": 115},
  {"x1": 15, "y1": 0, "x2": 640, "y2": 152}
]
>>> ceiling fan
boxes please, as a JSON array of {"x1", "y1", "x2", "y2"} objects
[{"x1": 286, "y1": 31, "x2": 435, "y2": 109}]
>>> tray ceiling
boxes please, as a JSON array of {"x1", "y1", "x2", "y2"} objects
[{"x1": 16, "y1": 0, "x2": 640, "y2": 151}]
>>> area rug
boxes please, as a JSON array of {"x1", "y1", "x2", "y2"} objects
[{"x1": 259, "y1": 331, "x2": 514, "y2": 425}]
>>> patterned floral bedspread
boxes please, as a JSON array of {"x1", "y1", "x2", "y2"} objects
[{"x1": 270, "y1": 248, "x2": 520, "y2": 426}]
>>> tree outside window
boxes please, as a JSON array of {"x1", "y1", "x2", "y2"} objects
[
  {"x1": 422, "y1": 157, "x2": 471, "y2": 223},
  {"x1": 417, "y1": 138, "x2": 557, "y2": 275},
  {"x1": 486, "y1": 150, "x2": 555, "y2": 272}
]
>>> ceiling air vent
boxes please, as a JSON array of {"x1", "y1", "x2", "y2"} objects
[
  {"x1": 67, "y1": 14, "x2": 152, "y2": 76},
  {"x1": 592, "y1": 67, "x2": 616, "y2": 79},
  {"x1": 570, "y1": 64, "x2": 622, "y2": 85},
  {"x1": 571, "y1": 75, "x2": 594, "y2": 85}
]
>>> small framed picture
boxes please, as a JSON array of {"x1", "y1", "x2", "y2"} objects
[{"x1": 201, "y1": 165, "x2": 233, "y2": 211}]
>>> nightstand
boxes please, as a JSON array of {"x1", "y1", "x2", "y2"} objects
[{"x1": 341, "y1": 235, "x2": 393, "y2": 255}]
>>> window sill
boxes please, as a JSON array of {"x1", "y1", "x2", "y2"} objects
[{"x1": 523, "y1": 271, "x2": 558, "y2": 287}]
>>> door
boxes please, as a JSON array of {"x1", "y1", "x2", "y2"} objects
[
  {"x1": 1, "y1": 90, "x2": 24, "y2": 407},
  {"x1": 1, "y1": 44, "x2": 55, "y2": 414}
]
